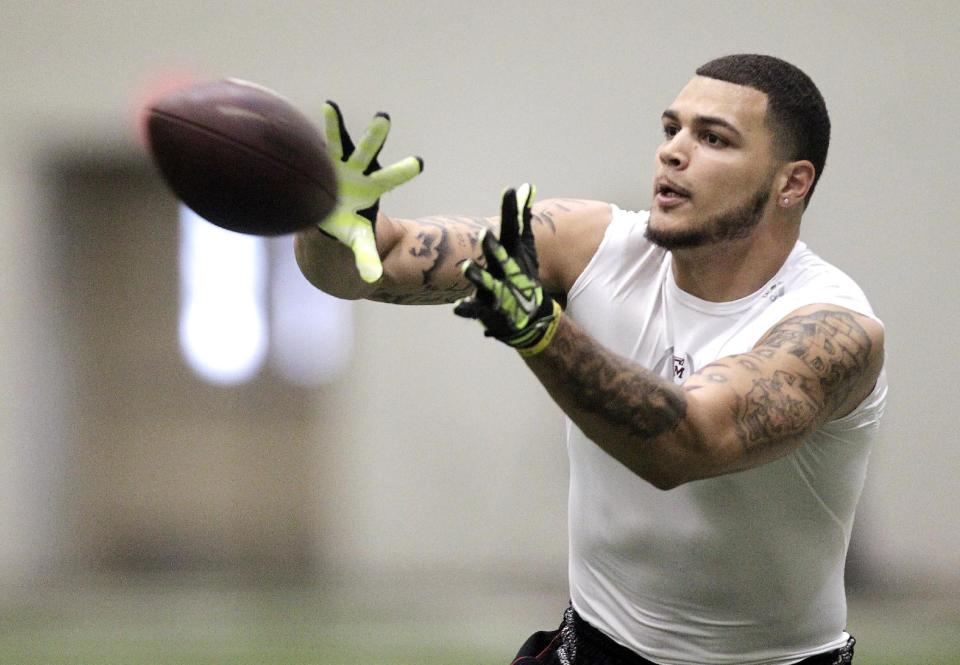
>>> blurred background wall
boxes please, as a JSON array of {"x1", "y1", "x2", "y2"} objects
[{"x1": 0, "y1": 0, "x2": 957, "y2": 604}]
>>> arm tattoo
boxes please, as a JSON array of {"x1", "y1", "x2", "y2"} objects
[
  {"x1": 726, "y1": 309, "x2": 873, "y2": 450},
  {"x1": 369, "y1": 215, "x2": 490, "y2": 305},
  {"x1": 531, "y1": 198, "x2": 590, "y2": 234},
  {"x1": 368, "y1": 204, "x2": 566, "y2": 306},
  {"x1": 757, "y1": 309, "x2": 872, "y2": 405},
  {"x1": 535, "y1": 318, "x2": 687, "y2": 440},
  {"x1": 733, "y1": 369, "x2": 820, "y2": 448},
  {"x1": 525, "y1": 307, "x2": 871, "y2": 480}
]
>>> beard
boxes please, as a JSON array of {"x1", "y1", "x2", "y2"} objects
[{"x1": 645, "y1": 181, "x2": 772, "y2": 250}]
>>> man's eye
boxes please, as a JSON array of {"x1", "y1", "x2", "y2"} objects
[
  {"x1": 663, "y1": 125, "x2": 679, "y2": 138},
  {"x1": 704, "y1": 132, "x2": 726, "y2": 146}
]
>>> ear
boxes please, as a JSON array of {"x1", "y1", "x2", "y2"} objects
[{"x1": 776, "y1": 160, "x2": 815, "y2": 209}]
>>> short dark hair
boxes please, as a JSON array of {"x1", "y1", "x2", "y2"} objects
[{"x1": 696, "y1": 54, "x2": 830, "y2": 206}]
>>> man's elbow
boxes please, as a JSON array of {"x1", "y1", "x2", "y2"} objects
[
  {"x1": 639, "y1": 424, "x2": 744, "y2": 491},
  {"x1": 631, "y1": 445, "x2": 700, "y2": 491}
]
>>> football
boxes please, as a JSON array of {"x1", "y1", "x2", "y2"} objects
[{"x1": 146, "y1": 78, "x2": 337, "y2": 236}]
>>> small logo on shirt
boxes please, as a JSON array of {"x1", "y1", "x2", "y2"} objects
[
  {"x1": 764, "y1": 281, "x2": 786, "y2": 302},
  {"x1": 655, "y1": 349, "x2": 693, "y2": 384},
  {"x1": 672, "y1": 352, "x2": 694, "y2": 384},
  {"x1": 673, "y1": 355, "x2": 687, "y2": 380}
]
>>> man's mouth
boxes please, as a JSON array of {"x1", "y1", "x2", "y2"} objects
[{"x1": 654, "y1": 178, "x2": 691, "y2": 208}]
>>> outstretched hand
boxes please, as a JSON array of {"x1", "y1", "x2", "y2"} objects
[
  {"x1": 319, "y1": 101, "x2": 423, "y2": 283},
  {"x1": 454, "y1": 184, "x2": 562, "y2": 356}
]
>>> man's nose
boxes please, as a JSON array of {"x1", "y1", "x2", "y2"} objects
[{"x1": 658, "y1": 135, "x2": 689, "y2": 170}]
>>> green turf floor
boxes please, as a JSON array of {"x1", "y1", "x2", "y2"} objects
[{"x1": 0, "y1": 577, "x2": 957, "y2": 664}]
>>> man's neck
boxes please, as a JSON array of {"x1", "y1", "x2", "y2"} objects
[{"x1": 669, "y1": 225, "x2": 799, "y2": 302}]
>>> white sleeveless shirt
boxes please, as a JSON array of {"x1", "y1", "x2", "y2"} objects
[{"x1": 565, "y1": 206, "x2": 887, "y2": 665}]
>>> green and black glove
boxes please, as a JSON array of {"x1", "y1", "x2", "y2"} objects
[
  {"x1": 319, "y1": 101, "x2": 423, "y2": 283},
  {"x1": 454, "y1": 183, "x2": 563, "y2": 357}
]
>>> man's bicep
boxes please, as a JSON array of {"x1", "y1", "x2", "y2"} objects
[
  {"x1": 532, "y1": 199, "x2": 612, "y2": 295},
  {"x1": 752, "y1": 304, "x2": 883, "y2": 420},
  {"x1": 681, "y1": 304, "x2": 884, "y2": 476}
]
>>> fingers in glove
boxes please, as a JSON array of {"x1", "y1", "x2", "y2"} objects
[
  {"x1": 499, "y1": 187, "x2": 519, "y2": 254},
  {"x1": 482, "y1": 229, "x2": 527, "y2": 286},
  {"x1": 322, "y1": 101, "x2": 353, "y2": 161},
  {"x1": 349, "y1": 224, "x2": 384, "y2": 284},
  {"x1": 362, "y1": 112, "x2": 388, "y2": 176},
  {"x1": 348, "y1": 113, "x2": 390, "y2": 172},
  {"x1": 462, "y1": 258, "x2": 509, "y2": 304},
  {"x1": 461, "y1": 258, "x2": 489, "y2": 290},
  {"x1": 370, "y1": 156, "x2": 424, "y2": 193},
  {"x1": 457, "y1": 258, "x2": 496, "y2": 306},
  {"x1": 453, "y1": 296, "x2": 482, "y2": 320},
  {"x1": 479, "y1": 229, "x2": 507, "y2": 280},
  {"x1": 518, "y1": 183, "x2": 536, "y2": 242},
  {"x1": 453, "y1": 296, "x2": 511, "y2": 339},
  {"x1": 518, "y1": 183, "x2": 541, "y2": 275}
]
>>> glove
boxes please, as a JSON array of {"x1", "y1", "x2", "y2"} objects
[
  {"x1": 319, "y1": 101, "x2": 423, "y2": 283},
  {"x1": 454, "y1": 183, "x2": 563, "y2": 357}
]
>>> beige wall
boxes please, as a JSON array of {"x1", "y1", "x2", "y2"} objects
[{"x1": 1, "y1": 1, "x2": 957, "y2": 592}]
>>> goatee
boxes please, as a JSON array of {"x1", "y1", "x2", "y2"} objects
[{"x1": 645, "y1": 185, "x2": 771, "y2": 250}]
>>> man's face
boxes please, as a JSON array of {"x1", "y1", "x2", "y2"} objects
[{"x1": 646, "y1": 76, "x2": 780, "y2": 250}]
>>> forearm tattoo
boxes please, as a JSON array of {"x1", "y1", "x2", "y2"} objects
[
  {"x1": 368, "y1": 200, "x2": 572, "y2": 306},
  {"x1": 370, "y1": 214, "x2": 489, "y2": 305},
  {"x1": 535, "y1": 317, "x2": 688, "y2": 440}
]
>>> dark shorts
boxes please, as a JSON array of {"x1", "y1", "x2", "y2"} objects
[{"x1": 511, "y1": 606, "x2": 856, "y2": 665}]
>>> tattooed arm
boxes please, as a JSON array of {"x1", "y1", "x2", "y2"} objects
[
  {"x1": 295, "y1": 199, "x2": 611, "y2": 304},
  {"x1": 524, "y1": 303, "x2": 885, "y2": 489}
]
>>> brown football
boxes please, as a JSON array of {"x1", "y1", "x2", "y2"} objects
[{"x1": 146, "y1": 78, "x2": 337, "y2": 235}]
